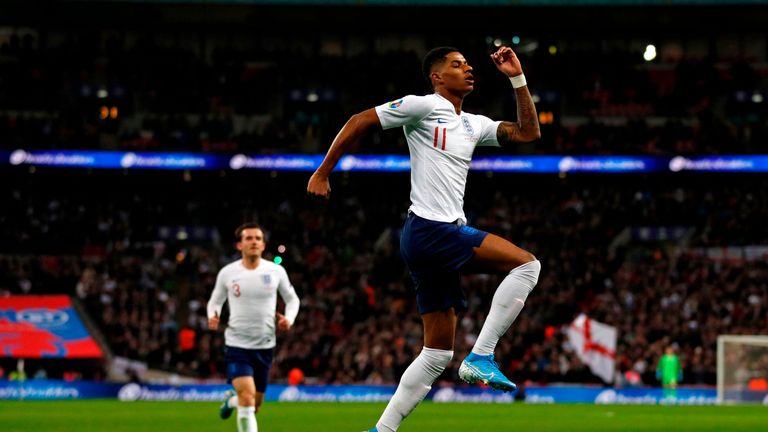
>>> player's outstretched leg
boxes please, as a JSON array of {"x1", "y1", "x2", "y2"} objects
[
  {"x1": 219, "y1": 389, "x2": 236, "y2": 419},
  {"x1": 460, "y1": 260, "x2": 540, "y2": 392},
  {"x1": 373, "y1": 347, "x2": 453, "y2": 431}
]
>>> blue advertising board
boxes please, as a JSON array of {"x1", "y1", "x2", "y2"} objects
[
  {"x1": 5, "y1": 149, "x2": 768, "y2": 173},
  {"x1": 0, "y1": 380, "x2": 122, "y2": 400},
  {"x1": 1, "y1": 381, "x2": 731, "y2": 405}
]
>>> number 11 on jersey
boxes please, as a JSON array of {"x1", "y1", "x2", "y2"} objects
[{"x1": 433, "y1": 127, "x2": 446, "y2": 150}]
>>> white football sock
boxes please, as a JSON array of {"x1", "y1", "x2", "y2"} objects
[
  {"x1": 237, "y1": 406, "x2": 257, "y2": 432},
  {"x1": 228, "y1": 395, "x2": 238, "y2": 409},
  {"x1": 472, "y1": 259, "x2": 541, "y2": 356},
  {"x1": 376, "y1": 347, "x2": 453, "y2": 432}
]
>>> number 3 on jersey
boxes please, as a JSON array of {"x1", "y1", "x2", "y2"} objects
[
  {"x1": 233, "y1": 283, "x2": 241, "y2": 297},
  {"x1": 433, "y1": 127, "x2": 447, "y2": 150}
]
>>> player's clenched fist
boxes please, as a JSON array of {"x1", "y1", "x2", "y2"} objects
[
  {"x1": 277, "y1": 312, "x2": 291, "y2": 331},
  {"x1": 208, "y1": 312, "x2": 220, "y2": 330},
  {"x1": 307, "y1": 172, "x2": 331, "y2": 198},
  {"x1": 491, "y1": 46, "x2": 523, "y2": 78}
]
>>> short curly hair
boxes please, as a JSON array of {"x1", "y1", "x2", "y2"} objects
[{"x1": 422, "y1": 46, "x2": 460, "y2": 90}]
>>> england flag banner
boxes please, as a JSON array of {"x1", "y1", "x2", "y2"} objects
[{"x1": 565, "y1": 314, "x2": 617, "y2": 384}]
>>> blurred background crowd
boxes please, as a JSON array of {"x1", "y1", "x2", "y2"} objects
[
  {"x1": 1, "y1": 170, "x2": 766, "y2": 387},
  {"x1": 1, "y1": 2, "x2": 767, "y2": 388},
  {"x1": 0, "y1": 4, "x2": 766, "y2": 156}
]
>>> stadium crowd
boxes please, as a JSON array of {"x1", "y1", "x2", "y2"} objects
[
  {"x1": 0, "y1": 28, "x2": 766, "y2": 156},
  {"x1": 1, "y1": 4, "x2": 766, "y2": 387},
  {"x1": 1, "y1": 171, "x2": 766, "y2": 386}
]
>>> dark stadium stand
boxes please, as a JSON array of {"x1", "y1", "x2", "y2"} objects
[
  {"x1": 0, "y1": 4, "x2": 765, "y2": 155},
  {"x1": 1, "y1": 169, "x2": 766, "y2": 385},
  {"x1": 0, "y1": 1, "x2": 766, "y2": 389}
]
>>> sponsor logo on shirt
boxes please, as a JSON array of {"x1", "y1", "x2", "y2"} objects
[
  {"x1": 461, "y1": 116, "x2": 474, "y2": 136},
  {"x1": 437, "y1": 118, "x2": 447, "y2": 124},
  {"x1": 459, "y1": 225, "x2": 480, "y2": 236},
  {"x1": 388, "y1": 99, "x2": 403, "y2": 109}
]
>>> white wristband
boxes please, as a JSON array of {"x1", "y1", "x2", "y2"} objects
[{"x1": 509, "y1": 74, "x2": 527, "y2": 89}]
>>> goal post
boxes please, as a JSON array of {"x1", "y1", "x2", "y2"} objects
[{"x1": 717, "y1": 335, "x2": 768, "y2": 404}]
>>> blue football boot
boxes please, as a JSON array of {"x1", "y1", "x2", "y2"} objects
[
  {"x1": 458, "y1": 352, "x2": 517, "y2": 392},
  {"x1": 219, "y1": 389, "x2": 235, "y2": 420}
]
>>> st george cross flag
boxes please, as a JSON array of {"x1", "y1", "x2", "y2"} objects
[{"x1": 565, "y1": 314, "x2": 617, "y2": 383}]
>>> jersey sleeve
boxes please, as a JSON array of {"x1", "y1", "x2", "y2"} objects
[
  {"x1": 277, "y1": 267, "x2": 300, "y2": 326},
  {"x1": 374, "y1": 95, "x2": 436, "y2": 130},
  {"x1": 206, "y1": 268, "x2": 228, "y2": 319},
  {"x1": 475, "y1": 115, "x2": 502, "y2": 147}
]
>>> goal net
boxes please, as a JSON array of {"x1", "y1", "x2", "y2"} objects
[{"x1": 717, "y1": 335, "x2": 768, "y2": 404}]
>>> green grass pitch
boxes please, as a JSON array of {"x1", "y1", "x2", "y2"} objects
[{"x1": 1, "y1": 401, "x2": 766, "y2": 431}]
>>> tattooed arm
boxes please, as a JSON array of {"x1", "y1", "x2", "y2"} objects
[{"x1": 491, "y1": 46, "x2": 541, "y2": 144}]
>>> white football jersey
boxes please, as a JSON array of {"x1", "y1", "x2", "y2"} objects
[
  {"x1": 207, "y1": 259, "x2": 300, "y2": 349},
  {"x1": 375, "y1": 93, "x2": 501, "y2": 224}
]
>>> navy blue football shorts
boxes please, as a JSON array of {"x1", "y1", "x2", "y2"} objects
[
  {"x1": 225, "y1": 346, "x2": 274, "y2": 392},
  {"x1": 400, "y1": 212, "x2": 489, "y2": 314}
]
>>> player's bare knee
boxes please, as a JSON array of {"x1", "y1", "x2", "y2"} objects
[
  {"x1": 503, "y1": 250, "x2": 536, "y2": 272},
  {"x1": 520, "y1": 250, "x2": 537, "y2": 264},
  {"x1": 527, "y1": 251, "x2": 538, "y2": 262},
  {"x1": 237, "y1": 391, "x2": 256, "y2": 407}
]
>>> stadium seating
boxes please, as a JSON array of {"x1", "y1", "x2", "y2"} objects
[
  {"x1": 0, "y1": 24, "x2": 765, "y2": 156},
  {"x1": 2, "y1": 170, "x2": 766, "y2": 385}
]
